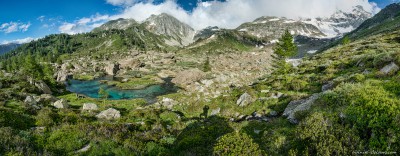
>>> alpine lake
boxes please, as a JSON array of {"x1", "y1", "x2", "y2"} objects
[{"x1": 65, "y1": 76, "x2": 178, "y2": 103}]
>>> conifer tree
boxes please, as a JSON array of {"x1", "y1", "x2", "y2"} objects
[
  {"x1": 273, "y1": 29, "x2": 298, "y2": 74},
  {"x1": 274, "y1": 29, "x2": 298, "y2": 59}
]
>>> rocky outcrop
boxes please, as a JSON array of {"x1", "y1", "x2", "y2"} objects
[
  {"x1": 172, "y1": 69, "x2": 205, "y2": 86},
  {"x1": 82, "y1": 103, "x2": 98, "y2": 112},
  {"x1": 56, "y1": 70, "x2": 71, "y2": 82},
  {"x1": 210, "y1": 107, "x2": 221, "y2": 116},
  {"x1": 96, "y1": 108, "x2": 121, "y2": 120},
  {"x1": 321, "y1": 81, "x2": 335, "y2": 92},
  {"x1": 157, "y1": 70, "x2": 177, "y2": 78},
  {"x1": 236, "y1": 92, "x2": 253, "y2": 107},
  {"x1": 35, "y1": 94, "x2": 58, "y2": 104},
  {"x1": 105, "y1": 62, "x2": 120, "y2": 76},
  {"x1": 161, "y1": 97, "x2": 176, "y2": 110},
  {"x1": 283, "y1": 93, "x2": 321, "y2": 124},
  {"x1": 34, "y1": 81, "x2": 52, "y2": 94},
  {"x1": 380, "y1": 62, "x2": 399, "y2": 75},
  {"x1": 52, "y1": 99, "x2": 69, "y2": 109},
  {"x1": 25, "y1": 96, "x2": 40, "y2": 109}
]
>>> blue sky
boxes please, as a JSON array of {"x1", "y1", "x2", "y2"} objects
[{"x1": 0, "y1": 0, "x2": 397, "y2": 44}]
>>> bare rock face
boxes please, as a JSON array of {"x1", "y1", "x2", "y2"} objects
[
  {"x1": 35, "y1": 94, "x2": 58, "y2": 103},
  {"x1": 283, "y1": 93, "x2": 321, "y2": 124},
  {"x1": 82, "y1": 103, "x2": 98, "y2": 112},
  {"x1": 157, "y1": 70, "x2": 177, "y2": 78},
  {"x1": 161, "y1": 97, "x2": 176, "y2": 110},
  {"x1": 321, "y1": 81, "x2": 335, "y2": 92},
  {"x1": 210, "y1": 107, "x2": 221, "y2": 116},
  {"x1": 380, "y1": 62, "x2": 399, "y2": 75},
  {"x1": 105, "y1": 62, "x2": 120, "y2": 76},
  {"x1": 34, "y1": 80, "x2": 52, "y2": 94},
  {"x1": 172, "y1": 69, "x2": 206, "y2": 86},
  {"x1": 53, "y1": 99, "x2": 69, "y2": 109},
  {"x1": 25, "y1": 95, "x2": 40, "y2": 109},
  {"x1": 236, "y1": 92, "x2": 254, "y2": 107},
  {"x1": 56, "y1": 70, "x2": 71, "y2": 82},
  {"x1": 96, "y1": 108, "x2": 121, "y2": 120}
]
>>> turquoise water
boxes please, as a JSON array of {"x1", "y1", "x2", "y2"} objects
[{"x1": 66, "y1": 76, "x2": 177, "y2": 103}]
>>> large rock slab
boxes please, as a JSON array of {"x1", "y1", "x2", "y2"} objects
[
  {"x1": 35, "y1": 94, "x2": 58, "y2": 103},
  {"x1": 236, "y1": 92, "x2": 253, "y2": 107},
  {"x1": 34, "y1": 81, "x2": 52, "y2": 94},
  {"x1": 283, "y1": 93, "x2": 321, "y2": 124},
  {"x1": 25, "y1": 95, "x2": 40, "y2": 109},
  {"x1": 161, "y1": 97, "x2": 176, "y2": 110},
  {"x1": 380, "y1": 62, "x2": 399, "y2": 75},
  {"x1": 96, "y1": 108, "x2": 121, "y2": 120},
  {"x1": 82, "y1": 103, "x2": 98, "y2": 112},
  {"x1": 52, "y1": 99, "x2": 69, "y2": 109},
  {"x1": 172, "y1": 69, "x2": 205, "y2": 86},
  {"x1": 105, "y1": 62, "x2": 120, "y2": 76},
  {"x1": 56, "y1": 70, "x2": 71, "y2": 82}
]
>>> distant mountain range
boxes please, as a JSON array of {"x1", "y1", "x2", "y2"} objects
[
  {"x1": 2, "y1": 4, "x2": 388, "y2": 58},
  {"x1": 0, "y1": 43, "x2": 21, "y2": 55}
]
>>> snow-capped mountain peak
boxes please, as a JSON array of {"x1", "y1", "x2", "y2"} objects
[{"x1": 303, "y1": 5, "x2": 372, "y2": 38}]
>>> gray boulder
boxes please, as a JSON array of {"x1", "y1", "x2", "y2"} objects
[
  {"x1": 269, "y1": 110, "x2": 278, "y2": 117},
  {"x1": 56, "y1": 70, "x2": 71, "y2": 82},
  {"x1": 161, "y1": 97, "x2": 176, "y2": 110},
  {"x1": 96, "y1": 108, "x2": 121, "y2": 120},
  {"x1": 210, "y1": 107, "x2": 221, "y2": 116},
  {"x1": 52, "y1": 99, "x2": 69, "y2": 109},
  {"x1": 321, "y1": 81, "x2": 335, "y2": 92},
  {"x1": 34, "y1": 81, "x2": 52, "y2": 94},
  {"x1": 283, "y1": 93, "x2": 321, "y2": 124},
  {"x1": 236, "y1": 92, "x2": 253, "y2": 107},
  {"x1": 105, "y1": 62, "x2": 120, "y2": 76},
  {"x1": 380, "y1": 62, "x2": 399, "y2": 75},
  {"x1": 82, "y1": 103, "x2": 98, "y2": 112},
  {"x1": 172, "y1": 69, "x2": 206, "y2": 86},
  {"x1": 24, "y1": 96, "x2": 40, "y2": 109},
  {"x1": 35, "y1": 94, "x2": 58, "y2": 103}
]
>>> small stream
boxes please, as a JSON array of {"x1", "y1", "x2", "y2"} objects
[{"x1": 65, "y1": 76, "x2": 177, "y2": 103}]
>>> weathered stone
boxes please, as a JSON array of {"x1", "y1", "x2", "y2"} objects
[
  {"x1": 96, "y1": 108, "x2": 121, "y2": 120},
  {"x1": 210, "y1": 107, "x2": 221, "y2": 116},
  {"x1": 24, "y1": 96, "x2": 40, "y2": 109},
  {"x1": 161, "y1": 97, "x2": 176, "y2": 110},
  {"x1": 172, "y1": 69, "x2": 206, "y2": 86},
  {"x1": 321, "y1": 81, "x2": 335, "y2": 92},
  {"x1": 236, "y1": 92, "x2": 253, "y2": 107},
  {"x1": 52, "y1": 99, "x2": 69, "y2": 109},
  {"x1": 269, "y1": 111, "x2": 278, "y2": 117},
  {"x1": 201, "y1": 79, "x2": 214, "y2": 87},
  {"x1": 380, "y1": 62, "x2": 399, "y2": 75},
  {"x1": 56, "y1": 70, "x2": 71, "y2": 82},
  {"x1": 157, "y1": 70, "x2": 176, "y2": 78},
  {"x1": 283, "y1": 93, "x2": 321, "y2": 124},
  {"x1": 76, "y1": 144, "x2": 91, "y2": 153},
  {"x1": 105, "y1": 62, "x2": 120, "y2": 76},
  {"x1": 270, "y1": 92, "x2": 283, "y2": 99},
  {"x1": 34, "y1": 81, "x2": 52, "y2": 94},
  {"x1": 82, "y1": 103, "x2": 98, "y2": 112},
  {"x1": 36, "y1": 94, "x2": 58, "y2": 103}
]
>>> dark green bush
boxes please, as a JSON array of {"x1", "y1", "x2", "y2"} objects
[{"x1": 213, "y1": 132, "x2": 264, "y2": 156}]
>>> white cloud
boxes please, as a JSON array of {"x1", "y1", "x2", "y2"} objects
[
  {"x1": 37, "y1": 16, "x2": 46, "y2": 22},
  {"x1": 0, "y1": 22, "x2": 31, "y2": 33},
  {"x1": 59, "y1": 14, "x2": 110, "y2": 34},
  {"x1": 1, "y1": 37, "x2": 36, "y2": 45},
  {"x1": 60, "y1": 0, "x2": 381, "y2": 34},
  {"x1": 110, "y1": 0, "x2": 381, "y2": 30},
  {"x1": 106, "y1": 0, "x2": 136, "y2": 6}
]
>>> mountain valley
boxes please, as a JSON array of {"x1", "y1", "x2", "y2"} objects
[{"x1": 0, "y1": 2, "x2": 399, "y2": 155}]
